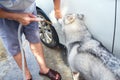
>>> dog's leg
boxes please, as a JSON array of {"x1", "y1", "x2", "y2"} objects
[{"x1": 72, "y1": 72, "x2": 80, "y2": 80}]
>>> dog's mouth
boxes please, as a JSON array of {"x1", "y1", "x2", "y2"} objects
[{"x1": 64, "y1": 14, "x2": 76, "y2": 25}]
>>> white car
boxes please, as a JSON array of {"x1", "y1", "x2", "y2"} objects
[{"x1": 35, "y1": 0, "x2": 120, "y2": 58}]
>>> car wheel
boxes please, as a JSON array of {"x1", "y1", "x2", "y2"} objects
[{"x1": 36, "y1": 7, "x2": 59, "y2": 48}]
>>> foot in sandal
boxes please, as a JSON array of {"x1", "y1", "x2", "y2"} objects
[{"x1": 39, "y1": 69, "x2": 62, "y2": 80}]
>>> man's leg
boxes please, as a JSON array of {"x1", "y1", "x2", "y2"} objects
[
  {"x1": 29, "y1": 42, "x2": 49, "y2": 74},
  {"x1": 13, "y1": 52, "x2": 32, "y2": 79},
  {"x1": 30, "y1": 42, "x2": 61, "y2": 79}
]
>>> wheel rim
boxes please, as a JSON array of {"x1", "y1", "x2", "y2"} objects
[{"x1": 37, "y1": 14, "x2": 53, "y2": 44}]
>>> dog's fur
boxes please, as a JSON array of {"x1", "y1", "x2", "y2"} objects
[{"x1": 62, "y1": 14, "x2": 120, "y2": 80}]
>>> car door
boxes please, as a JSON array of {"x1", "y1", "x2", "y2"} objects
[
  {"x1": 114, "y1": 0, "x2": 120, "y2": 58},
  {"x1": 61, "y1": 0, "x2": 115, "y2": 52}
]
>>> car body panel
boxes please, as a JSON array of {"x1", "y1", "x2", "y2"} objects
[{"x1": 114, "y1": 1, "x2": 120, "y2": 58}]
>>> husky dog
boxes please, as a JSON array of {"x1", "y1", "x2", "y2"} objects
[{"x1": 62, "y1": 13, "x2": 120, "y2": 80}]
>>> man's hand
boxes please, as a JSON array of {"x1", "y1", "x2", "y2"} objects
[
  {"x1": 14, "y1": 13, "x2": 39, "y2": 25},
  {"x1": 0, "y1": 9, "x2": 39, "y2": 25},
  {"x1": 55, "y1": 9, "x2": 62, "y2": 19},
  {"x1": 53, "y1": 0, "x2": 62, "y2": 19}
]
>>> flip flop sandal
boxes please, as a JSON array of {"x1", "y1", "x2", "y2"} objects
[
  {"x1": 39, "y1": 69, "x2": 62, "y2": 80},
  {"x1": 27, "y1": 77, "x2": 32, "y2": 80}
]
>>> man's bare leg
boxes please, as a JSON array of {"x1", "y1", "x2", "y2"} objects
[
  {"x1": 30, "y1": 42, "x2": 49, "y2": 74},
  {"x1": 30, "y1": 42, "x2": 61, "y2": 80},
  {"x1": 13, "y1": 52, "x2": 32, "y2": 80}
]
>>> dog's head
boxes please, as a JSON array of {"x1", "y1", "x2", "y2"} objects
[
  {"x1": 62, "y1": 13, "x2": 86, "y2": 33},
  {"x1": 63, "y1": 13, "x2": 84, "y2": 25}
]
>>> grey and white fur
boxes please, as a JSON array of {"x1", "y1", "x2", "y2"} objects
[{"x1": 62, "y1": 13, "x2": 120, "y2": 80}]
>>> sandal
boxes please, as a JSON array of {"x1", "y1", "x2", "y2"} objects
[
  {"x1": 39, "y1": 69, "x2": 62, "y2": 80},
  {"x1": 27, "y1": 78, "x2": 32, "y2": 80}
]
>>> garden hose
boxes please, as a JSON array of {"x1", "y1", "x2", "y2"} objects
[{"x1": 18, "y1": 23, "x2": 26, "y2": 80}]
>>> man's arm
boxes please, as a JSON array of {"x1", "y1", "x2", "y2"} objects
[
  {"x1": 0, "y1": 9, "x2": 17, "y2": 20},
  {"x1": 0, "y1": 9, "x2": 39, "y2": 25},
  {"x1": 53, "y1": 0, "x2": 61, "y2": 19}
]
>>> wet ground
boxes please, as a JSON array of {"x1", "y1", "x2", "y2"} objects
[{"x1": 0, "y1": 39, "x2": 73, "y2": 80}]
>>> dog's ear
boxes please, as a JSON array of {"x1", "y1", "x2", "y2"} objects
[{"x1": 77, "y1": 14, "x2": 84, "y2": 20}]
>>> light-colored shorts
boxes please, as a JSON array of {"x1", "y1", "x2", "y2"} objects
[{"x1": 0, "y1": 9, "x2": 40, "y2": 56}]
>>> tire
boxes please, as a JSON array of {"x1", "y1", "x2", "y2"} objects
[{"x1": 36, "y1": 7, "x2": 59, "y2": 48}]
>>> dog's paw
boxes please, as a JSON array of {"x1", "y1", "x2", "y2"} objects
[{"x1": 73, "y1": 72, "x2": 80, "y2": 80}]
